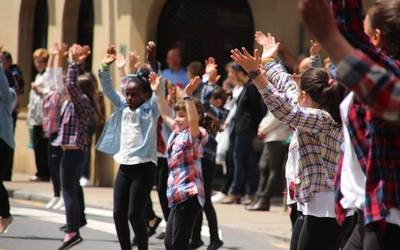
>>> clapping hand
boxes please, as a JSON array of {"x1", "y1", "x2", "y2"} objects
[
  {"x1": 230, "y1": 48, "x2": 261, "y2": 73},
  {"x1": 69, "y1": 44, "x2": 91, "y2": 64},
  {"x1": 102, "y1": 45, "x2": 117, "y2": 65}
]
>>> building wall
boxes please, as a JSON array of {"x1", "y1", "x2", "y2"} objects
[{"x1": 1, "y1": 0, "x2": 374, "y2": 186}]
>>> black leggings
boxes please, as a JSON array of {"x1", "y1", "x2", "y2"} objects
[
  {"x1": 290, "y1": 214, "x2": 354, "y2": 250},
  {"x1": 192, "y1": 158, "x2": 221, "y2": 242},
  {"x1": 32, "y1": 125, "x2": 50, "y2": 178},
  {"x1": 156, "y1": 157, "x2": 170, "y2": 221},
  {"x1": 48, "y1": 133, "x2": 62, "y2": 197},
  {"x1": 113, "y1": 162, "x2": 156, "y2": 250},
  {"x1": 165, "y1": 196, "x2": 202, "y2": 250},
  {"x1": 0, "y1": 139, "x2": 12, "y2": 218},
  {"x1": 61, "y1": 149, "x2": 86, "y2": 233},
  {"x1": 343, "y1": 210, "x2": 400, "y2": 250}
]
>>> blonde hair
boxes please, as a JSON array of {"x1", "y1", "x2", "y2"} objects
[{"x1": 33, "y1": 48, "x2": 49, "y2": 60}]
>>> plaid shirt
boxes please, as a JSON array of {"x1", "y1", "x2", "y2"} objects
[
  {"x1": 166, "y1": 126, "x2": 208, "y2": 208},
  {"x1": 262, "y1": 59, "x2": 343, "y2": 204},
  {"x1": 42, "y1": 68, "x2": 64, "y2": 138},
  {"x1": 52, "y1": 64, "x2": 94, "y2": 151},
  {"x1": 332, "y1": 0, "x2": 400, "y2": 227}
]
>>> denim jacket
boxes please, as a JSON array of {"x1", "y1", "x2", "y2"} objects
[
  {"x1": 0, "y1": 65, "x2": 16, "y2": 149},
  {"x1": 96, "y1": 69, "x2": 160, "y2": 164}
]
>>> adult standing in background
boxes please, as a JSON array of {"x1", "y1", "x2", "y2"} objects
[
  {"x1": 161, "y1": 48, "x2": 189, "y2": 87},
  {"x1": 27, "y1": 48, "x2": 51, "y2": 182}
]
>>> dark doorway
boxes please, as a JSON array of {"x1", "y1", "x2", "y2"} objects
[
  {"x1": 77, "y1": 0, "x2": 94, "y2": 71},
  {"x1": 31, "y1": 0, "x2": 48, "y2": 78},
  {"x1": 157, "y1": 0, "x2": 254, "y2": 74}
]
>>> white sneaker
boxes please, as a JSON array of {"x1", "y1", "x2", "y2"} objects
[
  {"x1": 53, "y1": 197, "x2": 65, "y2": 210},
  {"x1": 45, "y1": 197, "x2": 60, "y2": 209},
  {"x1": 79, "y1": 177, "x2": 89, "y2": 187},
  {"x1": 0, "y1": 216, "x2": 13, "y2": 234},
  {"x1": 211, "y1": 192, "x2": 226, "y2": 203}
]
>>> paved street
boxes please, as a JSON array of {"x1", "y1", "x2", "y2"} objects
[{"x1": 0, "y1": 199, "x2": 289, "y2": 250}]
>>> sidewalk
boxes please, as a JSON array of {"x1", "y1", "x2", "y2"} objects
[{"x1": 6, "y1": 173, "x2": 292, "y2": 241}]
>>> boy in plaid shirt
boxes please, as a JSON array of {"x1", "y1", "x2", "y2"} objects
[{"x1": 150, "y1": 73, "x2": 208, "y2": 250}]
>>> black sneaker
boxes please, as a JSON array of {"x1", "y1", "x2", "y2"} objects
[
  {"x1": 190, "y1": 239, "x2": 204, "y2": 249},
  {"x1": 155, "y1": 232, "x2": 166, "y2": 240},
  {"x1": 58, "y1": 234, "x2": 83, "y2": 250},
  {"x1": 207, "y1": 240, "x2": 224, "y2": 250}
]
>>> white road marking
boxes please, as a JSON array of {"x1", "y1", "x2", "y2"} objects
[{"x1": 11, "y1": 207, "x2": 221, "y2": 239}]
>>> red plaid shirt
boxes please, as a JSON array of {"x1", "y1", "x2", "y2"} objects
[
  {"x1": 332, "y1": 0, "x2": 400, "y2": 227},
  {"x1": 166, "y1": 126, "x2": 208, "y2": 208}
]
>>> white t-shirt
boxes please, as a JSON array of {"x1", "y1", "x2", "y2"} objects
[
  {"x1": 339, "y1": 92, "x2": 400, "y2": 226},
  {"x1": 114, "y1": 107, "x2": 153, "y2": 165}
]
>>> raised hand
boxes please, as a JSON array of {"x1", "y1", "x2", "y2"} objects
[
  {"x1": 146, "y1": 41, "x2": 157, "y2": 64},
  {"x1": 149, "y1": 72, "x2": 161, "y2": 92},
  {"x1": 309, "y1": 40, "x2": 321, "y2": 57},
  {"x1": 230, "y1": 48, "x2": 260, "y2": 73},
  {"x1": 103, "y1": 45, "x2": 117, "y2": 65},
  {"x1": 49, "y1": 42, "x2": 60, "y2": 56},
  {"x1": 184, "y1": 76, "x2": 201, "y2": 96},
  {"x1": 116, "y1": 55, "x2": 127, "y2": 69},
  {"x1": 128, "y1": 51, "x2": 140, "y2": 73},
  {"x1": 205, "y1": 57, "x2": 220, "y2": 83},
  {"x1": 255, "y1": 31, "x2": 280, "y2": 59},
  {"x1": 299, "y1": 0, "x2": 337, "y2": 43}
]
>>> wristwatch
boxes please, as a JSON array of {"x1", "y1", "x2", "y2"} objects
[
  {"x1": 183, "y1": 95, "x2": 192, "y2": 101},
  {"x1": 248, "y1": 69, "x2": 261, "y2": 80}
]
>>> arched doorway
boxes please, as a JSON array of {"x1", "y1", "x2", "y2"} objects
[
  {"x1": 157, "y1": 0, "x2": 254, "y2": 72},
  {"x1": 62, "y1": 0, "x2": 94, "y2": 71},
  {"x1": 18, "y1": 0, "x2": 49, "y2": 104},
  {"x1": 31, "y1": 0, "x2": 49, "y2": 79},
  {"x1": 77, "y1": 0, "x2": 94, "y2": 71}
]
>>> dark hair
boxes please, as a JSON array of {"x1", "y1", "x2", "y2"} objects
[
  {"x1": 127, "y1": 67, "x2": 152, "y2": 96},
  {"x1": 187, "y1": 61, "x2": 204, "y2": 77},
  {"x1": 211, "y1": 88, "x2": 227, "y2": 105},
  {"x1": 2, "y1": 51, "x2": 12, "y2": 62},
  {"x1": 368, "y1": 0, "x2": 400, "y2": 60},
  {"x1": 230, "y1": 63, "x2": 248, "y2": 75},
  {"x1": 300, "y1": 68, "x2": 345, "y2": 124}
]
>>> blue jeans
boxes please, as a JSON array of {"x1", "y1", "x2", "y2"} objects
[{"x1": 230, "y1": 131, "x2": 260, "y2": 195}]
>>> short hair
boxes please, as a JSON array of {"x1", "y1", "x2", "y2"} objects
[
  {"x1": 2, "y1": 51, "x2": 12, "y2": 62},
  {"x1": 211, "y1": 88, "x2": 227, "y2": 104},
  {"x1": 187, "y1": 61, "x2": 204, "y2": 77},
  {"x1": 173, "y1": 100, "x2": 204, "y2": 119},
  {"x1": 230, "y1": 62, "x2": 247, "y2": 75},
  {"x1": 33, "y1": 48, "x2": 49, "y2": 60}
]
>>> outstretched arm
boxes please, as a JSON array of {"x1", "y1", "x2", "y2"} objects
[{"x1": 149, "y1": 72, "x2": 175, "y2": 129}]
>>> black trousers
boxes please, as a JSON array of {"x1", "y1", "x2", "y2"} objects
[
  {"x1": 61, "y1": 149, "x2": 86, "y2": 233},
  {"x1": 222, "y1": 139, "x2": 234, "y2": 195},
  {"x1": 48, "y1": 133, "x2": 62, "y2": 197},
  {"x1": 192, "y1": 158, "x2": 221, "y2": 242},
  {"x1": 290, "y1": 214, "x2": 354, "y2": 250},
  {"x1": 0, "y1": 137, "x2": 14, "y2": 181},
  {"x1": 343, "y1": 210, "x2": 400, "y2": 250},
  {"x1": 165, "y1": 196, "x2": 202, "y2": 250},
  {"x1": 0, "y1": 139, "x2": 12, "y2": 218},
  {"x1": 156, "y1": 157, "x2": 170, "y2": 221},
  {"x1": 257, "y1": 141, "x2": 288, "y2": 200},
  {"x1": 32, "y1": 125, "x2": 50, "y2": 178},
  {"x1": 113, "y1": 162, "x2": 156, "y2": 250}
]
